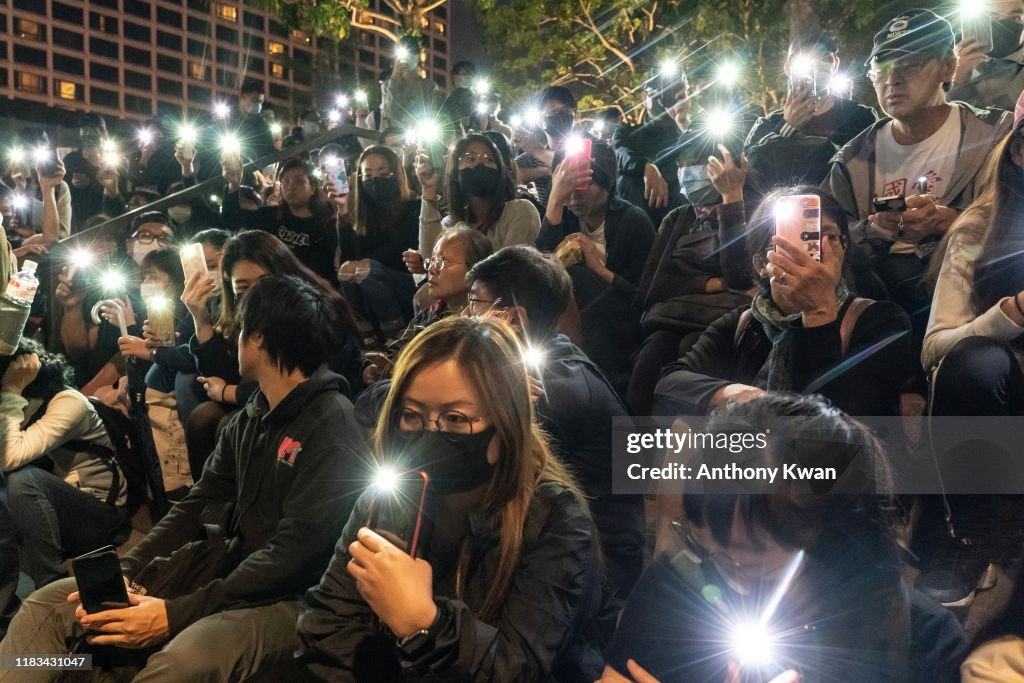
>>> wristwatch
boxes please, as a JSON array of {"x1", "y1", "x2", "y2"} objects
[{"x1": 395, "y1": 603, "x2": 444, "y2": 660}]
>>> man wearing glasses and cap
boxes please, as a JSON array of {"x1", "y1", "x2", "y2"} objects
[{"x1": 823, "y1": 9, "x2": 1012, "y2": 367}]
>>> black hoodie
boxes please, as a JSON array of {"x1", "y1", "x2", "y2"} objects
[{"x1": 121, "y1": 366, "x2": 368, "y2": 636}]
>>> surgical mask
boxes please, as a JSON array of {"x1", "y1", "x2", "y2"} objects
[
  {"x1": 543, "y1": 112, "x2": 575, "y2": 138},
  {"x1": 362, "y1": 176, "x2": 397, "y2": 202},
  {"x1": 394, "y1": 425, "x2": 497, "y2": 496},
  {"x1": 678, "y1": 165, "x2": 721, "y2": 207},
  {"x1": 302, "y1": 121, "x2": 320, "y2": 136},
  {"x1": 990, "y1": 18, "x2": 1024, "y2": 60},
  {"x1": 247, "y1": 102, "x2": 262, "y2": 116},
  {"x1": 459, "y1": 165, "x2": 500, "y2": 197},
  {"x1": 140, "y1": 282, "x2": 166, "y2": 302},
  {"x1": 131, "y1": 240, "x2": 162, "y2": 266},
  {"x1": 167, "y1": 206, "x2": 192, "y2": 224}
]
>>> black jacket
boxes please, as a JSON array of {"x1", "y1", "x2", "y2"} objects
[
  {"x1": 120, "y1": 367, "x2": 368, "y2": 636},
  {"x1": 609, "y1": 117, "x2": 687, "y2": 223},
  {"x1": 745, "y1": 98, "x2": 878, "y2": 149},
  {"x1": 338, "y1": 199, "x2": 420, "y2": 272},
  {"x1": 654, "y1": 298, "x2": 913, "y2": 416},
  {"x1": 536, "y1": 196, "x2": 656, "y2": 293},
  {"x1": 297, "y1": 482, "x2": 614, "y2": 682}
]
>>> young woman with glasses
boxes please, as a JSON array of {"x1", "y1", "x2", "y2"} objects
[
  {"x1": 298, "y1": 315, "x2": 613, "y2": 681},
  {"x1": 412, "y1": 134, "x2": 541, "y2": 276},
  {"x1": 339, "y1": 145, "x2": 421, "y2": 343}
]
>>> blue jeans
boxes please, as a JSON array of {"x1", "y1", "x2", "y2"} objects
[
  {"x1": 340, "y1": 259, "x2": 416, "y2": 328},
  {"x1": 5, "y1": 466, "x2": 127, "y2": 588}
]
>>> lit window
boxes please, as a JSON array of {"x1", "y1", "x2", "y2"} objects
[
  {"x1": 215, "y1": 4, "x2": 237, "y2": 22},
  {"x1": 271, "y1": 63, "x2": 285, "y2": 78},
  {"x1": 268, "y1": 41, "x2": 285, "y2": 55},
  {"x1": 291, "y1": 29, "x2": 310, "y2": 44},
  {"x1": 16, "y1": 72, "x2": 43, "y2": 93},
  {"x1": 58, "y1": 81, "x2": 77, "y2": 99},
  {"x1": 420, "y1": 17, "x2": 429, "y2": 28},
  {"x1": 16, "y1": 18, "x2": 41, "y2": 40},
  {"x1": 189, "y1": 62, "x2": 208, "y2": 80},
  {"x1": 436, "y1": 22, "x2": 445, "y2": 34}
]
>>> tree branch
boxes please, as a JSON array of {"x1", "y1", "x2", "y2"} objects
[
  {"x1": 359, "y1": 9, "x2": 402, "y2": 26},
  {"x1": 351, "y1": 11, "x2": 399, "y2": 42},
  {"x1": 576, "y1": 0, "x2": 634, "y2": 72},
  {"x1": 418, "y1": 0, "x2": 448, "y2": 15}
]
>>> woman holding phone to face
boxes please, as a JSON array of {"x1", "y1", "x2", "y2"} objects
[
  {"x1": 654, "y1": 187, "x2": 913, "y2": 417},
  {"x1": 297, "y1": 315, "x2": 613, "y2": 682}
]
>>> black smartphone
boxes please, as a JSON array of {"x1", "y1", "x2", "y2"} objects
[
  {"x1": 72, "y1": 545, "x2": 130, "y2": 614},
  {"x1": 872, "y1": 194, "x2": 907, "y2": 213},
  {"x1": 366, "y1": 470, "x2": 431, "y2": 559}
]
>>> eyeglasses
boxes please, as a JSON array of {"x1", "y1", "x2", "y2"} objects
[
  {"x1": 425, "y1": 256, "x2": 466, "y2": 270},
  {"x1": 867, "y1": 56, "x2": 932, "y2": 83},
  {"x1": 458, "y1": 152, "x2": 496, "y2": 166},
  {"x1": 360, "y1": 170, "x2": 395, "y2": 181},
  {"x1": 131, "y1": 232, "x2": 171, "y2": 245},
  {"x1": 467, "y1": 296, "x2": 500, "y2": 309},
  {"x1": 398, "y1": 408, "x2": 485, "y2": 436}
]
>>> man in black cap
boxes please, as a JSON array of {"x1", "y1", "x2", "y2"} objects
[{"x1": 823, "y1": 8, "x2": 1012, "y2": 360}]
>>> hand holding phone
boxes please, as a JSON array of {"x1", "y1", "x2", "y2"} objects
[
  {"x1": 566, "y1": 137, "x2": 593, "y2": 191},
  {"x1": 872, "y1": 194, "x2": 907, "y2": 213},
  {"x1": 775, "y1": 194, "x2": 822, "y2": 262},
  {"x1": 366, "y1": 470, "x2": 430, "y2": 559},
  {"x1": 179, "y1": 243, "x2": 208, "y2": 284},
  {"x1": 72, "y1": 546, "x2": 131, "y2": 614}
]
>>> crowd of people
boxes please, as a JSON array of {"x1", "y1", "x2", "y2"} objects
[{"x1": 1, "y1": 6, "x2": 1024, "y2": 681}]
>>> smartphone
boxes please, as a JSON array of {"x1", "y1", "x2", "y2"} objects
[
  {"x1": 961, "y1": 15, "x2": 994, "y2": 55},
  {"x1": 180, "y1": 243, "x2": 208, "y2": 283},
  {"x1": 569, "y1": 137, "x2": 593, "y2": 191},
  {"x1": 872, "y1": 194, "x2": 907, "y2": 213},
  {"x1": 37, "y1": 148, "x2": 61, "y2": 177},
  {"x1": 775, "y1": 194, "x2": 822, "y2": 262},
  {"x1": 366, "y1": 470, "x2": 430, "y2": 559},
  {"x1": 330, "y1": 162, "x2": 350, "y2": 196},
  {"x1": 72, "y1": 546, "x2": 130, "y2": 614}
]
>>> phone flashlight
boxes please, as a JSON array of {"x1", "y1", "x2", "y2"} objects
[
  {"x1": 336, "y1": 93, "x2": 350, "y2": 109},
  {"x1": 717, "y1": 61, "x2": 742, "y2": 87},
  {"x1": 213, "y1": 102, "x2": 231, "y2": 119}
]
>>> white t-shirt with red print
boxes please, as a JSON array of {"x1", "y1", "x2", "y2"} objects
[{"x1": 874, "y1": 103, "x2": 962, "y2": 255}]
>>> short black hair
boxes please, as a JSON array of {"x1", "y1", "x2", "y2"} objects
[
  {"x1": 240, "y1": 79, "x2": 264, "y2": 97},
  {"x1": 237, "y1": 274, "x2": 341, "y2": 376},
  {"x1": 237, "y1": 185, "x2": 264, "y2": 207},
  {"x1": 142, "y1": 247, "x2": 186, "y2": 295},
  {"x1": 78, "y1": 113, "x2": 107, "y2": 132},
  {"x1": 130, "y1": 211, "x2": 169, "y2": 233},
  {"x1": 466, "y1": 245, "x2": 571, "y2": 342},
  {"x1": 451, "y1": 60, "x2": 476, "y2": 77},
  {"x1": 538, "y1": 86, "x2": 577, "y2": 112},
  {"x1": 193, "y1": 228, "x2": 230, "y2": 250},
  {"x1": 0, "y1": 338, "x2": 75, "y2": 401}
]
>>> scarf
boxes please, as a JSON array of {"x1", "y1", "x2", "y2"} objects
[{"x1": 748, "y1": 282, "x2": 851, "y2": 391}]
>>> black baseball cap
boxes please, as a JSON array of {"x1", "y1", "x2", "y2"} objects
[{"x1": 866, "y1": 9, "x2": 955, "y2": 65}]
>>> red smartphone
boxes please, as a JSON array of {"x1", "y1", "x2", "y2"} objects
[
  {"x1": 775, "y1": 194, "x2": 822, "y2": 262},
  {"x1": 366, "y1": 469, "x2": 430, "y2": 559},
  {"x1": 566, "y1": 137, "x2": 593, "y2": 191}
]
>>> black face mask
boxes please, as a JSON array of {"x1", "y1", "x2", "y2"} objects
[
  {"x1": 393, "y1": 426, "x2": 497, "y2": 496},
  {"x1": 459, "y1": 165, "x2": 501, "y2": 197},
  {"x1": 362, "y1": 176, "x2": 397, "y2": 203},
  {"x1": 543, "y1": 112, "x2": 574, "y2": 138},
  {"x1": 990, "y1": 18, "x2": 1024, "y2": 60}
]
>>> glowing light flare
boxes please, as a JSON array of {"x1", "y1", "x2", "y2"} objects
[
  {"x1": 355, "y1": 89, "x2": 369, "y2": 104},
  {"x1": 524, "y1": 107, "x2": 543, "y2": 127},
  {"x1": 209, "y1": 194, "x2": 221, "y2": 205},
  {"x1": 395, "y1": 45, "x2": 411, "y2": 62},
  {"x1": 828, "y1": 73, "x2": 852, "y2": 98},
  {"x1": 219, "y1": 133, "x2": 242, "y2": 157},
  {"x1": 407, "y1": 118, "x2": 441, "y2": 145},
  {"x1": 476, "y1": 101, "x2": 491, "y2": 115},
  {"x1": 509, "y1": 114, "x2": 523, "y2": 128},
  {"x1": 731, "y1": 621, "x2": 776, "y2": 666},
  {"x1": 472, "y1": 78, "x2": 491, "y2": 96},
  {"x1": 178, "y1": 124, "x2": 198, "y2": 145},
  {"x1": 591, "y1": 119, "x2": 606, "y2": 134},
  {"x1": 137, "y1": 128, "x2": 154, "y2": 146},
  {"x1": 100, "y1": 270, "x2": 126, "y2": 292},
  {"x1": 659, "y1": 58, "x2": 679, "y2": 78},
  {"x1": 11, "y1": 194, "x2": 29, "y2": 211},
  {"x1": 328, "y1": 109, "x2": 342, "y2": 124},
  {"x1": 100, "y1": 138, "x2": 117, "y2": 153},
  {"x1": 270, "y1": 122, "x2": 283, "y2": 136},
  {"x1": 70, "y1": 248, "x2": 94, "y2": 270},
  {"x1": 371, "y1": 464, "x2": 401, "y2": 494},
  {"x1": 564, "y1": 135, "x2": 587, "y2": 157},
  {"x1": 336, "y1": 93, "x2": 350, "y2": 108},
  {"x1": 959, "y1": 0, "x2": 988, "y2": 19},
  {"x1": 32, "y1": 146, "x2": 52, "y2": 164},
  {"x1": 322, "y1": 154, "x2": 340, "y2": 171},
  {"x1": 522, "y1": 344, "x2": 546, "y2": 371},
  {"x1": 8, "y1": 147, "x2": 26, "y2": 164},
  {"x1": 102, "y1": 151, "x2": 122, "y2": 168},
  {"x1": 716, "y1": 61, "x2": 742, "y2": 87},
  {"x1": 704, "y1": 109, "x2": 737, "y2": 140},
  {"x1": 213, "y1": 102, "x2": 231, "y2": 119},
  {"x1": 790, "y1": 54, "x2": 815, "y2": 77}
]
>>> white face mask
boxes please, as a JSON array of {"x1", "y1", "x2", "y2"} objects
[
  {"x1": 140, "y1": 282, "x2": 166, "y2": 302},
  {"x1": 247, "y1": 102, "x2": 263, "y2": 116},
  {"x1": 302, "y1": 122, "x2": 320, "y2": 136},
  {"x1": 131, "y1": 240, "x2": 162, "y2": 266},
  {"x1": 167, "y1": 206, "x2": 192, "y2": 223}
]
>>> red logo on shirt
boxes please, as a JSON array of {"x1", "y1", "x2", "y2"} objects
[{"x1": 277, "y1": 436, "x2": 302, "y2": 466}]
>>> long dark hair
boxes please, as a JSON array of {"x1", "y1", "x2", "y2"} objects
[
  {"x1": 444, "y1": 134, "x2": 516, "y2": 229},
  {"x1": 279, "y1": 158, "x2": 330, "y2": 218},
  {"x1": 216, "y1": 231, "x2": 356, "y2": 342},
  {"x1": 349, "y1": 145, "x2": 414, "y2": 238}
]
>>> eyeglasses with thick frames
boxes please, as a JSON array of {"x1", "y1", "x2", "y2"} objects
[{"x1": 398, "y1": 408, "x2": 485, "y2": 437}]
